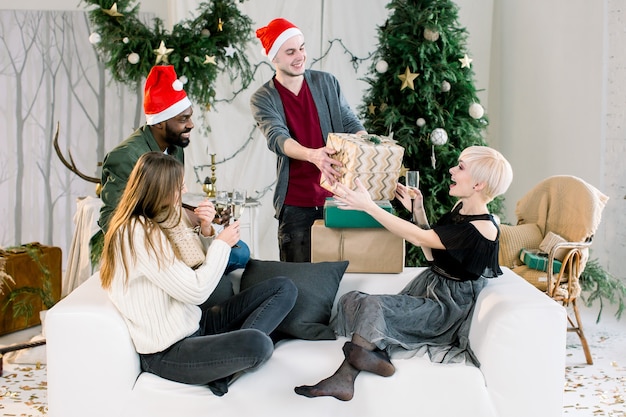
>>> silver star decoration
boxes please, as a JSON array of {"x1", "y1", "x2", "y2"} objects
[
  {"x1": 224, "y1": 45, "x2": 237, "y2": 58},
  {"x1": 459, "y1": 53, "x2": 473, "y2": 69}
]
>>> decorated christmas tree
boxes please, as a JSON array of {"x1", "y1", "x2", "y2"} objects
[{"x1": 359, "y1": 0, "x2": 502, "y2": 266}]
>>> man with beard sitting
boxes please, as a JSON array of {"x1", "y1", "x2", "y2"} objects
[{"x1": 93, "y1": 65, "x2": 249, "y2": 294}]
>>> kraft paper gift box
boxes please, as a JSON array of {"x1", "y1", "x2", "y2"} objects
[
  {"x1": 311, "y1": 220, "x2": 404, "y2": 273},
  {"x1": 323, "y1": 198, "x2": 393, "y2": 228},
  {"x1": 320, "y1": 133, "x2": 404, "y2": 201},
  {"x1": 519, "y1": 248, "x2": 562, "y2": 273}
]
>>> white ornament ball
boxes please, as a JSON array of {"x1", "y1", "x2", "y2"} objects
[
  {"x1": 122, "y1": 37, "x2": 129, "y2": 44},
  {"x1": 416, "y1": 118, "x2": 426, "y2": 127},
  {"x1": 179, "y1": 75, "x2": 188, "y2": 85},
  {"x1": 127, "y1": 53, "x2": 140, "y2": 65},
  {"x1": 375, "y1": 60, "x2": 389, "y2": 74},
  {"x1": 469, "y1": 102, "x2": 485, "y2": 119},
  {"x1": 88, "y1": 32, "x2": 101, "y2": 44},
  {"x1": 430, "y1": 128, "x2": 448, "y2": 146},
  {"x1": 441, "y1": 80, "x2": 451, "y2": 92},
  {"x1": 184, "y1": 56, "x2": 190, "y2": 63},
  {"x1": 172, "y1": 79, "x2": 184, "y2": 91},
  {"x1": 423, "y1": 28, "x2": 440, "y2": 42}
]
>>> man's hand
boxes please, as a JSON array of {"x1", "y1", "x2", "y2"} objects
[
  {"x1": 310, "y1": 146, "x2": 343, "y2": 185},
  {"x1": 213, "y1": 206, "x2": 232, "y2": 226},
  {"x1": 283, "y1": 138, "x2": 343, "y2": 185}
]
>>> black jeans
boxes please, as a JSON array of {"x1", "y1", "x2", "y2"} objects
[
  {"x1": 139, "y1": 277, "x2": 297, "y2": 393},
  {"x1": 277, "y1": 205, "x2": 324, "y2": 262}
]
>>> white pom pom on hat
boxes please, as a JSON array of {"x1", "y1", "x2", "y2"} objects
[{"x1": 143, "y1": 65, "x2": 191, "y2": 125}]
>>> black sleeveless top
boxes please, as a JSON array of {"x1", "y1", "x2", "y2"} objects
[{"x1": 430, "y1": 203, "x2": 502, "y2": 281}]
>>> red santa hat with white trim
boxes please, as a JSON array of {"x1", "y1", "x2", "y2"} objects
[
  {"x1": 143, "y1": 65, "x2": 192, "y2": 125},
  {"x1": 256, "y1": 18, "x2": 303, "y2": 61}
]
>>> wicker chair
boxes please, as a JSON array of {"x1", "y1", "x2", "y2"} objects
[{"x1": 498, "y1": 175, "x2": 609, "y2": 365}]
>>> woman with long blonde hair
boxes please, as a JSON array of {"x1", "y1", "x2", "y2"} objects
[{"x1": 100, "y1": 152, "x2": 297, "y2": 396}]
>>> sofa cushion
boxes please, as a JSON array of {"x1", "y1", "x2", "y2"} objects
[
  {"x1": 240, "y1": 259, "x2": 349, "y2": 340},
  {"x1": 498, "y1": 223, "x2": 543, "y2": 268}
]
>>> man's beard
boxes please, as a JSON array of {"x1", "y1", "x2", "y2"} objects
[{"x1": 165, "y1": 127, "x2": 191, "y2": 148}]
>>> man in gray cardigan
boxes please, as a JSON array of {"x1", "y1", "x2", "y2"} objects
[{"x1": 250, "y1": 18, "x2": 366, "y2": 262}]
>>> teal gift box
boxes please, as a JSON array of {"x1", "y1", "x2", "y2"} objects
[
  {"x1": 520, "y1": 249, "x2": 562, "y2": 273},
  {"x1": 324, "y1": 198, "x2": 393, "y2": 228}
]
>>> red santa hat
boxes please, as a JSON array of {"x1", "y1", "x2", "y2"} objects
[
  {"x1": 256, "y1": 18, "x2": 303, "y2": 61},
  {"x1": 143, "y1": 65, "x2": 192, "y2": 125}
]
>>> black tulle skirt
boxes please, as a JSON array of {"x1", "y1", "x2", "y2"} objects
[{"x1": 332, "y1": 268, "x2": 488, "y2": 367}]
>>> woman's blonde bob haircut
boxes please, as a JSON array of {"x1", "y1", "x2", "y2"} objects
[{"x1": 459, "y1": 146, "x2": 513, "y2": 201}]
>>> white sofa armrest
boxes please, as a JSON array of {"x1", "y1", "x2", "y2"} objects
[
  {"x1": 469, "y1": 267, "x2": 567, "y2": 417},
  {"x1": 46, "y1": 274, "x2": 139, "y2": 417}
]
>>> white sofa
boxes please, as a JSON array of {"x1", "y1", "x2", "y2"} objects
[{"x1": 46, "y1": 267, "x2": 566, "y2": 417}]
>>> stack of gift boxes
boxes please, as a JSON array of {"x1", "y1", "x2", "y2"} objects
[{"x1": 311, "y1": 133, "x2": 405, "y2": 273}]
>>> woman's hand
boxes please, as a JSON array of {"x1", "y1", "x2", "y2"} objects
[
  {"x1": 216, "y1": 221, "x2": 240, "y2": 247},
  {"x1": 395, "y1": 182, "x2": 424, "y2": 213},
  {"x1": 194, "y1": 199, "x2": 217, "y2": 237},
  {"x1": 332, "y1": 178, "x2": 376, "y2": 212}
]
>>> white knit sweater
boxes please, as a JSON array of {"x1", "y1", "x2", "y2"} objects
[{"x1": 106, "y1": 220, "x2": 231, "y2": 354}]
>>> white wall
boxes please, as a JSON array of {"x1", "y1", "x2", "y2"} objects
[{"x1": 487, "y1": 0, "x2": 623, "y2": 274}]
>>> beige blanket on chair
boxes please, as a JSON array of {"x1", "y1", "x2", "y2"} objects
[{"x1": 515, "y1": 175, "x2": 609, "y2": 242}]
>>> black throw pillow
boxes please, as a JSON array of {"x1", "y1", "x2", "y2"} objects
[{"x1": 239, "y1": 259, "x2": 349, "y2": 340}]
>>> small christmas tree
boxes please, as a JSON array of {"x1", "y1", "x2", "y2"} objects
[{"x1": 359, "y1": 0, "x2": 502, "y2": 266}]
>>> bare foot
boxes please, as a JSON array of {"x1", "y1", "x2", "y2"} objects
[
  {"x1": 343, "y1": 342, "x2": 395, "y2": 377},
  {"x1": 294, "y1": 361, "x2": 359, "y2": 401}
]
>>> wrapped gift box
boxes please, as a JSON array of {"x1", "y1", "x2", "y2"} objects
[
  {"x1": 0, "y1": 243, "x2": 62, "y2": 335},
  {"x1": 324, "y1": 198, "x2": 393, "y2": 228},
  {"x1": 311, "y1": 220, "x2": 404, "y2": 273},
  {"x1": 320, "y1": 133, "x2": 404, "y2": 201},
  {"x1": 519, "y1": 248, "x2": 562, "y2": 273}
]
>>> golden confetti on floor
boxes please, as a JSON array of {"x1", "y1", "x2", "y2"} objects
[
  {"x1": 563, "y1": 304, "x2": 626, "y2": 417},
  {"x1": 0, "y1": 363, "x2": 47, "y2": 416}
]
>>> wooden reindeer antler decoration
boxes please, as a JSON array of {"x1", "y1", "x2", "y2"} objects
[{"x1": 53, "y1": 121, "x2": 102, "y2": 195}]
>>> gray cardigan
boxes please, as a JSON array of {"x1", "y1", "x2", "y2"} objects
[{"x1": 250, "y1": 69, "x2": 365, "y2": 218}]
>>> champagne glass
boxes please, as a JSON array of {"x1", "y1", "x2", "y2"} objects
[
  {"x1": 214, "y1": 190, "x2": 230, "y2": 224},
  {"x1": 231, "y1": 188, "x2": 246, "y2": 221},
  {"x1": 405, "y1": 171, "x2": 419, "y2": 222}
]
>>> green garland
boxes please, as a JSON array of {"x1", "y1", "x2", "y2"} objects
[{"x1": 82, "y1": 0, "x2": 254, "y2": 108}]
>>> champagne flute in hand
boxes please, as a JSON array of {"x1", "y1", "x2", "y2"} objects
[
  {"x1": 214, "y1": 190, "x2": 231, "y2": 225},
  {"x1": 231, "y1": 189, "x2": 246, "y2": 221},
  {"x1": 406, "y1": 171, "x2": 419, "y2": 222}
]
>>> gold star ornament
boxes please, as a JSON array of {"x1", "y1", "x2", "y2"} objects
[
  {"x1": 368, "y1": 103, "x2": 377, "y2": 115},
  {"x1": 399, "y1": 165, "x2": 410, "y2": 178},
  {"x1": 217, "y1": 18, "x2": 224, "y2": 31},
  {"x1": 102, "y1": 3, "x2": 124, "y2": 17},
  {"x1": 398, "y1": 66, "x2": 419, "y2": 91},
  {"x1": 203, "y1": 55, "x2": 217, "y2": 65},
  {"x1": 459, "y1": 54, "x2": 473, "y2": 68},
  {"x1": 153, "y1": 40, "x2": 174, "y2": 64}
]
